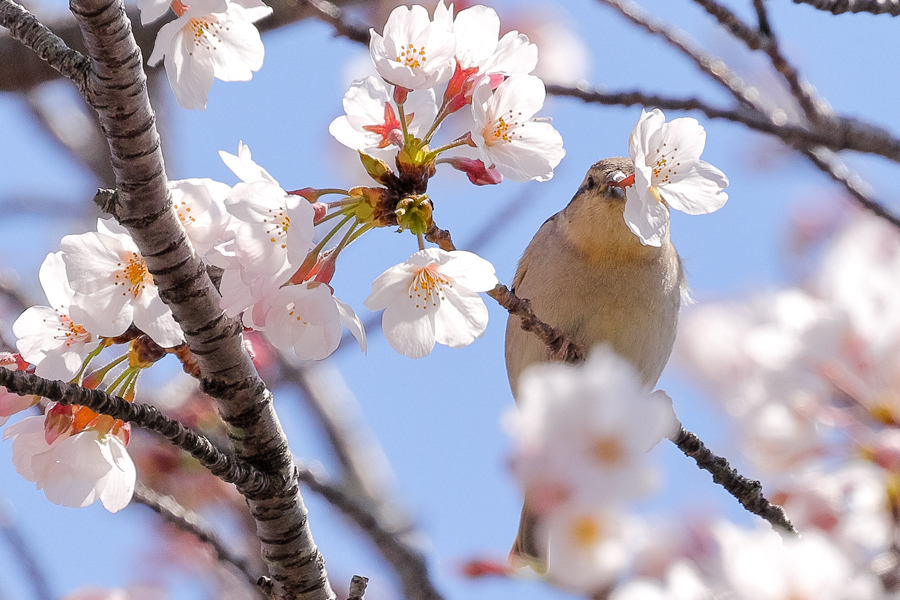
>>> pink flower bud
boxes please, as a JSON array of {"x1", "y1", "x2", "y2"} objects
[{"x1": 446, "y1": 158, "x2": 504, "y2": 186}]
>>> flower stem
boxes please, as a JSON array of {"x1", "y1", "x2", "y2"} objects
[
  {"x1": 73, "y1": 338, "x2": 113, "y2": 383},
  {"x1": 417, "y1": 232, "x2": 425, "y2": 250},
  {"x1": 425, "y1": 133, "x2": 474, "y2": 162},
  {"x1": 316, "y1": 204, "x2": 357, "y2": 225}
]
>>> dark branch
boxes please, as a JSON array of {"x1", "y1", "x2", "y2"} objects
[
  {"x1": 295, "y1": 463, "x2": 444, "y2": 600},
  {"x1": 753, "y1": 0, "x2": 773, "y2": 36},
  {"x1": 0, "y1": 0, "x2": 89, "y2": 93},
  {"x1": 791, "y1": 0, "x2": 900, "y2": 15},
  {"x1": 0, "y1": 368, "x2": 278, "y2": 496},
  {"x1": 133, "y1": 483, "x2": 266, "y2": 598},
  {"x1": 671, "y1": 427, "x2": 797, "y2": 534},
  {"x1": 690, "y1": 0, "x2": 824, "y2": 123}
]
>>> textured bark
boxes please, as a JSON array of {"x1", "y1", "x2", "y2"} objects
[{"x1": 55, "y1": 0, "x2": 335, "y2": 595}]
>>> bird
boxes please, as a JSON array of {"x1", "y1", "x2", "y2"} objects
[{"x1": 504, "y1": 156, "x2": 685, "y2": 570}]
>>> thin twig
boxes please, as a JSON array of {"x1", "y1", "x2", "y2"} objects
[
  {"x1": 347, "y1": 576, "x2": 368, "y2": 600},
  {"x1": 302, "y1": 0, "x2": 369, "y2": 43},
  {"x1": 0, "y1": 368, "x2": 278, "y2": 497},
  {"x1": 295, "y1": 463, "x2": 444, "y2": 600},
  {"x1": 595, "y1": 0, "x2": 763, "y2": 110},
  {"x1": 0, "y1": 500, "x2": 54, "y2": 600},
  {"x1": 753, "y1": 0, "x2": 773, "y2": 36},
  {"x1": 690, "y1": 0, "x2": 823, "y2": 123},
  {"x1": 791, "y1": 0, "x2": 900, "y2": 15},
  {"x1": 671, "y1": 427, "x2": 797, "y2": 534},
  {"x1": 0, "y1": 0, "x2": 89, "y2": 92},
  {"x1": 133, "y1": 483, "x2": 266, "y2": 598}
]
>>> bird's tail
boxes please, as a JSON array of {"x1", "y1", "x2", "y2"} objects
[{"x1": 508, "y1": 503, "x2": 548, "y2": 574}]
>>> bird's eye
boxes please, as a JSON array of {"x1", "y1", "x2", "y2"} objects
[{"x1": 585, "y1": 176, "x2": 596, "y2": 189}]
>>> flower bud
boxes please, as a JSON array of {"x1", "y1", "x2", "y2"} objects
[{"x1": 395, "y1": 195, "x2": 434, "y2": 236}]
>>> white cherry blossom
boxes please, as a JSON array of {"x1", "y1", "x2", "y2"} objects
[
  {"x1": 434, "y1": 2, "x2": 537, "y2": 77},
  {"x1": 218, "y1": 141, "x2": 279, "y2": 186},
  {"x1": 224, "y1": 180, "x2": 315, "y2": 279},
  {"x1": 60, "y1": 219, "x2": 184, "y2": 347},
  {"x1": 369, "y1": 4, "x2": 456, "y2": 90},
  {"x1": 470, "y1": 75, "x2": 564, "y2": 182},
  {"x1": 329, "y1": 77, "x2": 438, "y2": 160},
  {"x1": 148, "y1": 0, "x2": 273, "y2": 110},
  {"x1": 262, "y1": 282, "x2": 366, "y2": 360},
  {"x1": 136, "y1": 0, "x2": 171, "y2": 25},
  {"x1": 3, "y1": 415, "x2": 136, "y2": 512},
  {"x1": 169, "y1": 178, "x2": 233, "y2": 257},
  {"x1": 625, "y1": 108, "x2": 729, "y2": 246},
  {"x1": 364, "y1": 248, "x2": 498, "y2": 359},
  {"x1": 508, "y1": 346, "x2": 679, "y2": 507},
  {"x1": 13, "y1": 252, "x2": 100, "y2": 381}
]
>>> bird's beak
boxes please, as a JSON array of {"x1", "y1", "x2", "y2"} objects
[{"x1": 603, "y1": 170, "x2": 632, "y2": 200}]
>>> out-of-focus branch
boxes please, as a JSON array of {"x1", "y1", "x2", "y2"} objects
[
  {"x1": 295, "y1": 463, "x2": 444, "y2": 600},
  {"x1": 0, "y1": 368, "x2": 279, "y2": 496},
  {"x1": 0, "y1": 500, "x2": 54, "y2": 600},
  {"x1": 671, "y1": 427, "x2": 797, "y2": 534},
  {"x1": 595, "y1": 0, "x2": 763, "y2": 110},
  {"x1": 133, "y1": 483, "x2": 266, "y2": 598},
  {"x1": 691, "y1": 0, "x2": 824, "y2": 123},
  {"x1": 300, "y1": 0, "x2": 369, "y2": 43},
  {"x1": 791, "y1": 0, "x2": 900, "y2": 15}
]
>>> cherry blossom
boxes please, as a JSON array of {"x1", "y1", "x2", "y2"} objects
[
  {"x1": 60, "y1": 219, "x2": 184, "y2": 348},
  {"x1": 508, "y1": 345, "x2": 679, "y2": 507},
  {"x1": 329, "y1": 77, "x2": 438, "y2": 160},
  {"x1": 434, "y1": 1, "x2": 537, "y2": 78},
  {"x1": 3, "y1": 415, "x2": 135, "y2": 512},
  {"x1": 147, "y1": 0, "x2": 273, "y2": 110},
  {"x1": 261, "y1": 282, "x2": 366, "y2": 360},
  {"x1": 625, "y1": 108, "x2": 729, "y2": 246},
  {"x1": 364, "y1": 248, "x2": 498, "y2": 358},
  {"x1": 224, "y1": 180, "x2": 316, "y2": 280},
  {"x1": 169, "y1": 178, "x2": 233, "y2": 257},
  {"x1": 470, "y1": 75, "x2": 565, "y2": 182},
  {"x1": 218, "y1": 140, "x2": 279, "y2": 185},
  {"x1": 368, "y1": 4, "x2": 456, "y2": 91},
  {"x1": 0, "y1": 354, "x2": 34, "y2": 427},
  {"x1": 136, "y1": 0, "x2": 171, "y2": 25},
  {"x1": 13, "y1": 252, "x2": 100, "y2": 381}
]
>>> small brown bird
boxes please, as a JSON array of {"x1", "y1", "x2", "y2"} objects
[{"x1": 505, "y1": 157, "x2": 685, "y2": 570}]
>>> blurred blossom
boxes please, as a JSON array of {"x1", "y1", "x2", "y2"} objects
[
  {"x1": 507, "y1": 346, "x2": 678, "y2": 514},
  {"x1": 61, "y1": 585, "x2": 166, "y2": 600},
  {"x1": 611, "y1": 561, "x2": 712, "y2": 600}
]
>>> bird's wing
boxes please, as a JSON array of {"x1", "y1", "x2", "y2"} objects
[{"x1": 512, "y1": 213, "x2": 559, "y2": 293}]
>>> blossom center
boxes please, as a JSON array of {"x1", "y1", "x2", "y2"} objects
[
  {"x1": 187, "y1": 16, "x2": 223, "y2": 54},
  {"x1": 396, "y1": 43, "x2": 427, "y2": 71},
  {"x1": 570, "y1": 515, "x2": 603, "y2": 548},
  {"x1": 650, "y1": 144, "x2": 681, "y2": 185},
  {"x1": 590, "y1": 434, "x2": 625, "y2": 465},
  {"x1": 173, "y1": 200, "x2": 195, "y2": 226},
  {"x1": 264, "y1": 208, "x2": 290, "y2": 249},
  {"x1": 408, "y1": 264, "x2": 451, "y2": 310},
  {"x1": 55, "y1": 315, "x2": 91, "y2": 347},
  {"x1": 485, "y1": 109, "x2": 523, "y2": 146},
  {"x1": 114, "y1": 252, "x2": 153, "y2": 298}
]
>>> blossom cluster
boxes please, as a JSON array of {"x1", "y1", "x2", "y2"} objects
[{"x1": 505, "y1": 346, "x2": 679, "y2": 590}]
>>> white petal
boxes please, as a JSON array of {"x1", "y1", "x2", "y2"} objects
[{"x1": 623, "y1": 187, "x2": 668, "y2": 247}]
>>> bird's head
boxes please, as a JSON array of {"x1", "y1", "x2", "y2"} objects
[{"x1": 563, "y1": 157, "x2": 665, "y2": 261}]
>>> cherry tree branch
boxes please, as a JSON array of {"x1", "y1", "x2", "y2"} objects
[
  {"x1": 294, "y1": 463, "x2": 444, "y2": 600},
  {"x1": 0, "y1": 0, "x2": 89, "y2": 92},
  {"x1": 671, "y1": 428, "x2": 797, "y2": 534},
  {"x1": 791, "y1": 0, "x2": 900, "y2": 15},
  {"x1": 0, "y1": 368, "x2": 279, "y2": 495},
  {"x1": 347, "y1": 576, "x2": 368, "y2": 600},
  {"x1": 133, "y1": 483, "x2": 267, "y2": 598},
  {"x1": 33, "y1": 0, "x2": 337, "y2": 593}
]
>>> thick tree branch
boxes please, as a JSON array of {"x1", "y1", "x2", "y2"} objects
[
  {"x1": 0, "y1": 367, "x2": 278, "y2": 495},
  {"x1": 0, "y1": 0, "x2": 89, "y2": 92},
  {"x1": 295, "y1": 463, "x2": 444, "y2": 600},
  {"x1": 63, "y1": 0, "x2": 334, "y2": 594},
  {"x1": 133, "y1": 482, "x2": 266, "y2": 598},
  {"x1": 791, "y1": 0, "x2": 900, "y2": 15},
  {"x1": 671, "y1": 427, "x2": 797, "y2": 534}
]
